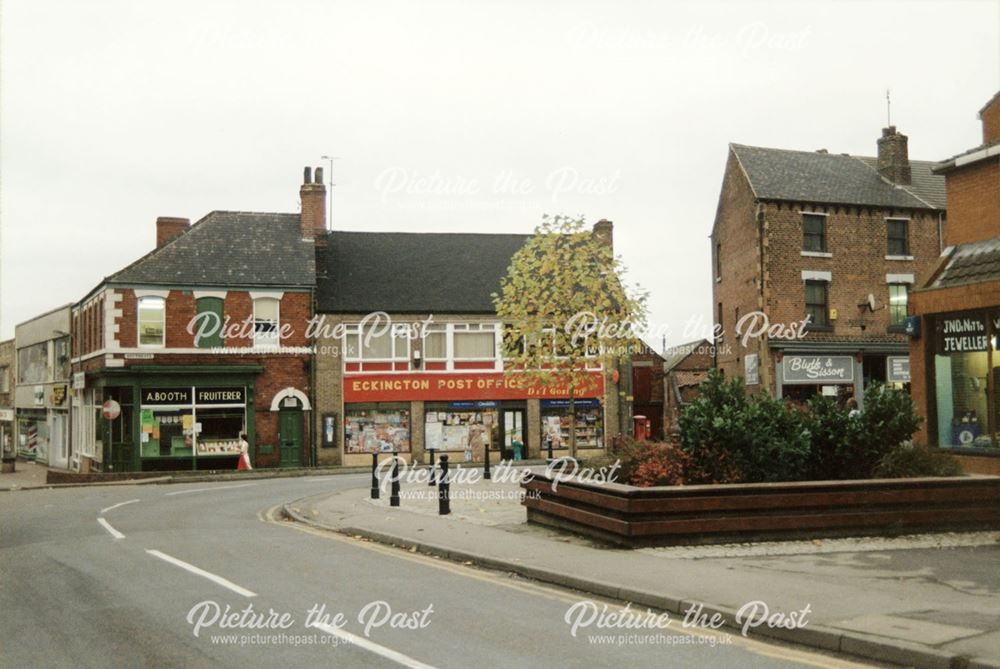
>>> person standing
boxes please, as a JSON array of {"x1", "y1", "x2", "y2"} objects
[{"x1": 237, "y1": 432, "x2": 253, "y2": 471}]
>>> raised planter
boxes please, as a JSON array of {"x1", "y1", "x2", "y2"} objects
[{"x1": 521, "y1": 473, "x2": 1000, "y2": 546}]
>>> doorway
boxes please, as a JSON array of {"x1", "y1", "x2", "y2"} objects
[
  {"x1": 278, "y1": 408, "x2": 303, "y2": 468},
  {"x1": 501, "y1": 408, "x2": 526, "y2": 461}
]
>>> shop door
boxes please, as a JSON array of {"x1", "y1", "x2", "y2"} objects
[
  {"x1": 278, "y1": 409, "x2": 303, "y2": 468},
  {"x1": 502, "y1": 409, "x2": 526, "y2": 460},
  {"x1": 50, "y1": 414, "x2": 68, "y2": 470}
]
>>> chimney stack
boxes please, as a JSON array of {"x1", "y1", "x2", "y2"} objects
[
  {"x1": 300, "y1": 165, "x2": 327, "y2": 239},
  {"x1": 592, "y1": 219, "x2": 613, "y2": 254},
  {"x1": 979, "y1": 91, "x2": 1000, "y2": 144},
  {"x1": 877, "y1": 126, "x2": 911, "y2": 185},
  {"x1": 156, "y1": 216, "x2": 190, "y2": 248}
]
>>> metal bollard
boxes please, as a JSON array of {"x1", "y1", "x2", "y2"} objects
[
  {"x1": 390, "y1": 451, "x2": 400, "y2": 507},
  {"x1": 370, "y1": 451, "x2": 379, "y2": 499},
  {"x1": 546, "y1": 437, "x2": 554, "y2": 463},
  {"x1": 427, "y1": 447, "x2": 436, "y2": 486},
  {"x1": 438, "y1": 454, "x2": 451, "y2": 515},
  {"x1": 483, "y1": 443, "x2": 492, "y2": 480}
]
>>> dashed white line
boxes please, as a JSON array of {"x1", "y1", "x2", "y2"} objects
[
  {"x1": 97, "y1": 517, "x2": 125, "y2": 539},
  {"x1": 164, "y1": 483, "x2": 257, "y2": 496},
  {"x1": 101, "y1": 499, "x2": 140, "y2": 514},
  {"x1": 145, "y1": 549, "x2": 257, "y2": 598},
  {"x1": 311, "y1": 622, "x2": 439, "y2": 669}
]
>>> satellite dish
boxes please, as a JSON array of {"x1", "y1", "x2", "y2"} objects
[{"x1": 867, "y1": 294, "x2": 876, "y2": 312}]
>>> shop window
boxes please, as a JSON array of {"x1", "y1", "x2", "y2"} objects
[
  {"x1": 344, "y1": 404, "x2": 410, "y2": 453},
  {"x1": 802, "y1": 213, "x2": 827, "y2": 252},
  {"x1": 17, "y1": 342, "x2": 48, "y2": 384},
  {"x1": 932, "y1": 311, "x2": 996, "y2": 449},
  {"x1": 425, "y1": 402, "x2": 498, "y2": 457},
  {"x1": 805, "y1": 280, "x2": 829, "y2": 328},
  {"x1": 138, "y1": 296, "x2": 166, "y2": 347},
  {"x1": 888, "y1": 284, "x2": 909, "y2": 329},
  {"x1": 541, "y1": 399, "x2": 604, "y2": 450},
  {"x1": 195, "y1": 297, "x2": 224, "y2": 349},
  {"x1": 253, "y1": 297, "x2": 280, "y2": 348},
  {"x1": 887, "y1": 219, "x2": 909, "y2": 256}
]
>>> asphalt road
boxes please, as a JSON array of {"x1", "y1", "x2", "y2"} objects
[{"x1": 0, "y1": 476, "x2": 879, "y2": 669}]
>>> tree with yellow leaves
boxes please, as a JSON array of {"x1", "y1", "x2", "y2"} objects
[{"x1": 493, "y1": 215, "x2": 647, "y2": 457}]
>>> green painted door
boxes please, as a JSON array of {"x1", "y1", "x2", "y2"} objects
[{"x1": 278, "y1": 409, "x2": 303, "y2": 468}]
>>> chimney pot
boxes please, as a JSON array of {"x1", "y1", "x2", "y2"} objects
[
  {"x1": 315, "y1": 166, "x2": 324, "y2": 184},
  {"x1": 592, "y1": 219, "x2": 614, "y2": 254},
  {"x1": 156, "y1": 216, "x2": 190, "y2": 248},
  {"x1": 304, "y1": 166, "x2": 312, "y2": 184}
]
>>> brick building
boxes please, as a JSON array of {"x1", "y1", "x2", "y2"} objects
[
  {"x1": 662, "y1": 339, "x2": 713, "y2": 435},
  {"x1": 0, "y1": 338, "x2": 14, "y2": 464},
  {"x1": 711, "y1": 128, "x2": 946, "y2": 404},
  {"x1": 631, "y1": 342, "x2": 665, "y2": 440},
  {"x1": 909, "y1": 91, "x2": 1000, "y2": 473},
  {"x1": 312, "y1": 223, "x2": 626, "y2": 467},
  {"x1": 70, "y1": 168, "x2": 324, "y2": 472}
]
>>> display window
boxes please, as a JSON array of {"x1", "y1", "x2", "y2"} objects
[
  {"x1": 345, "y1": 403, "x2": 410, "y2": 453},
  {"x1": 932, "y1": 311, "x2": 997, "y2": 449},
  {"x1": 424, "y1": 401, "x2": 499, "y2": 460},
  {"x1": 540, "y1": 399, "x2": 603, "y2": 449},
  {"x1": 138, "y1": 386, "x2": 246, "y2": 459}
]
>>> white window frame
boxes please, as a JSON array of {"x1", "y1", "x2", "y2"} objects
[
  {"x1": 137, "y1": 296, "x2": 166, "y2": 348},
  {"x1": 252, "y1": 297, "x2": 281, "y2": 349},
  {"x1": 422, "y1": 323, "x2": 448, "y2": 362},
  {"x1": 343, "y1": 323, "x2": 411, "y2": 364}
]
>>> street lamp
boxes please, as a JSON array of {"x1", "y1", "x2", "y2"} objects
[{"x1": 320, "y1": 155, "x2": 339, "y2": 230}]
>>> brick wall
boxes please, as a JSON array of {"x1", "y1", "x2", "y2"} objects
[
  {"x1": 942, "y1": 159, "x2": 1000, "y2": 247},
  {"x1": 0, "y1": 339, "x2": 13, "y2": 408},
  {"x1": 711, "y1": 150, "x2": 764, "y2": 383},
  {"x1": 981, "y1": 94, "x2": 1000, "y2": 144}
]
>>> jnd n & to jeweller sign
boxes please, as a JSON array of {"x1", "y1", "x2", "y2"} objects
[{"x1": 344, "y1": 372, "x2": 604, "y2": 402}]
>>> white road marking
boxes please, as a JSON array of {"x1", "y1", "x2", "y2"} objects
[
  {"x1": 145, "y1": 549, "x2": 257, "y2": 598},
  {"x1": 311, "y1": 622, "x2": 439, "y2": 669},
  {"x1": 97, "y1": 517, "x2": 125, "y2": 539},
  {"x1": 164, "y1": 483, "x2": 256, "y2": 496},
  {"x1": 101, "y1": 499, "x2": 140, "y2": 514}
]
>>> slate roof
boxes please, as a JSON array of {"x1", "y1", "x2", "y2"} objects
[
  {"x1": 731, "y1": 144, "x2": 945, "y2": 210},
  {"x1": 662, "y1": 339, "x2": 711, "y2": 371},
  {"x1": 316, "y1": 231, "x2": 531, "y2": 313},
  {"x1": 108, "y1": 211, "x2": 315, "y2": 288},
  {"x1": 933, "y1": 237, "x2": 1000, "y2": 288}
]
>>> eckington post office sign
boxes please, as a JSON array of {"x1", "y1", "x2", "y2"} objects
[{"x1": 781, "y1": 356, "x2": 855, "y2": 384}]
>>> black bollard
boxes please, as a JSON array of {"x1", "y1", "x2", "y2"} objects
[
  {"x1": 370, "y1": 451, "x2": 380, "y2": 499},
  {"x1": 546, "y1": 437, "x2": 554, "y2": 463},
  {"x1": 427, "y1": 446, "x2": 436, "y2": 486},
  {"x1": 484, "y1": 442, "x2": 492, "y2": 480},
  {"x1": 390, "y1": 451, "x2": 400, "y2": 507},
  {"x1": 438, "y1": 454, "x2": 451, "y2": 515}
]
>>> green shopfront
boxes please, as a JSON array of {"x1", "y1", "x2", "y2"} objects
[{"x1": 90, "y1": 365, "x2": 261, "y2": 472}]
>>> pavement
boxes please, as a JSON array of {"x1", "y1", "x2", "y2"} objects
[{"x1": 284, "y1": 471, "x2": 1000, "y2": 669}]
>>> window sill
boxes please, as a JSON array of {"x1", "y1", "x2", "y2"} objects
[
  {"x1": 803, "y1": 324, "x2": 833, "y2": 333},
  {"x1": 801, "y1": 251, "x2": 832, "y2": 258},
  {"x1": 715, "y1": 277, "x2": 722, "y2": 283},
  {"x1": 885, "y1": 255, "x2": 914, "y2": 261}
]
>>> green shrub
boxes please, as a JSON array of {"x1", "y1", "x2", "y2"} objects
[
  {"x1": 874, "y1": 442, "x2": 963, "y2": 478},
  {"x1": 677, "y1": 372, "x2": 924, "y2": 483}
]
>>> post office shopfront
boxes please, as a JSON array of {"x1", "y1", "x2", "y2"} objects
[
  {"x1": 84, "y1": 366, "x2": 260, "y2": 472},
  {"x1": 336, "y1": 371, "x2": 607, "y2": 466}
]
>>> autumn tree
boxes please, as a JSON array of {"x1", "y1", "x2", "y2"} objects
[{"x1": 492, "y1": 215, "x2": 647, "y2": 457}]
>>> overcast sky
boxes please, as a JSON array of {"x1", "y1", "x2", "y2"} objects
[{"x1": 2, "y1": 0, "x2": 998, "y2": 347}]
